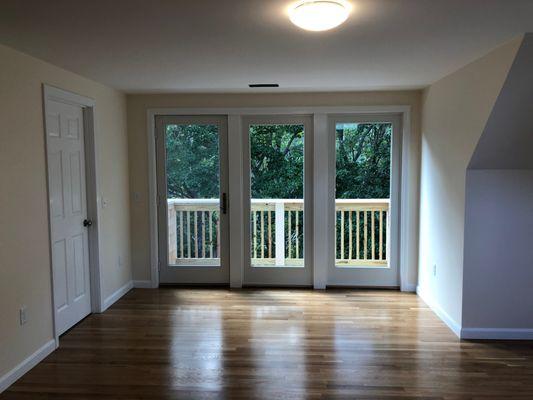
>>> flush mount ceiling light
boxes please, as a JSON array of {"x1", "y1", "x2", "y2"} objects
[{"x1": 289, "y1": 0, "x2": 351, "y2": 32}]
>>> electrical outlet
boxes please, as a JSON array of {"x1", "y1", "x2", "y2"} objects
[
  {"x1": 433, "y1": 264, "x2": 437, "y2": 277},
  {"x1": 19, "y1": 306, "x2": 27, "y2": 325}
]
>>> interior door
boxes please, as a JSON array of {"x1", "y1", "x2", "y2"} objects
[
  {"x1": 156, "y1": 116, "x2": 229, "y2": 284},
  {"x1": 327, "y1": 114, "x2": 402, "y2": 287},
  {"x1": 45, "y1": 99, "x2": 91, "y2": 335},
  {"x1": 242, "y1": 115, "x2": 313, "y2": 286}
]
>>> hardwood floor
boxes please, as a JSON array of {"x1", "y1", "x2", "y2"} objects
[{"x1": 3, "y1": 288, "x2": 533, "y2": 399}]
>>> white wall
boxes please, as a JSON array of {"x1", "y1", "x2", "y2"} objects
[
  {"x1": 462, "y1": 170, "x2": 533, "y2": 333},
  {"x1": 460, "y1": 34, "x2": 533, "y2": 338},
  {"x1": 417, "y1": 37, "x2": 522, "y2": 333},
  {"x1": 0, "y1": 44, "x2": 132, "y2": 379}
]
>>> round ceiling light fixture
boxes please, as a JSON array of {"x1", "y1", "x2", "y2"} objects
[{"x1": 289, "y1": 0, "x2": 351, "y2": 32}]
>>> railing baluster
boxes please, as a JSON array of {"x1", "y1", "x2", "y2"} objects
[
  {"x1": 275, "y1": 201, "x2": 285, "y2": 266},
  {"x1": 348, "y1": 211, "x2": 353, "y2": 260},
  {"x1": 187, "y1": 212, "x2": 191, "y2": 258},
  {"x1": 216, "y1": 215, "x2": 220, "y2": 258},
  {"x1": 363, "y1": 211, "x2": 368, "y2": 260},
  {"x1": 252, "y1": 211, "x2": 257, "y2": 258},
  {"x1": 340, "y1": 211, "x2": 345, "y2": 260},
  {"x1": 371, "y1": 210, "x2": 375, "y2": 260},
  {"x1": 207, "y1": 211, "x2": 214, "y2": 258},
  {"x1": 356, "y1": 210, "x2": 360, "y2": 260},
  {"x1": 201, "y1": 211, "x2": 205, "y2": 258},
  {"x1": 379, "y1": 210, "x2": 383, "y2": 261},
  {"x1": 288, "y1": 210, "x2": 292, "y2": 258},
  {"x1": 179, "y1": 211, "x2": 184, "y2": 258},
  {"x1": 260, "y1": 211, "x2": 265, "y2": 259},
  {"x1": 194, "y1": 211, "x2": 198, "y2": 258},
  {"x1": 335, "y1": 209, "x2": 338, "y2": 260},
  {"x1": 295, "y1": 210, "x2": 299, "y2": 259},
  {"x1": 268, "y1": 210, "x2": 272, "y2": 259}
]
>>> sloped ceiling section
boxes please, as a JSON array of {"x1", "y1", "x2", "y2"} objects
[{"x1": 469, "y1": 33, "x2": 533, "y2": 169}]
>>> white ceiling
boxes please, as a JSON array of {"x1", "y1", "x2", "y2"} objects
[{"x1": 1, "y1": 0, "x2": 532, "y2": 93}]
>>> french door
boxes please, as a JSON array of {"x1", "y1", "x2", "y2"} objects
[
  {"x1": 155, "y1": 116, "x2": 229, "y2": 284},
  {"x1": 326, "y1": 114, "x2": 401, "y2": 287},
  {"x1": 242, "y1": 115, "x2": 313, "y2": 286}
]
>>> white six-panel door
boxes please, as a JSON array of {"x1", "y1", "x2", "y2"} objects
[{"x1": 46, "y1": 99, "x2": 91, "y2": 335}]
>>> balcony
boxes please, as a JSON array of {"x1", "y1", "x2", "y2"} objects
[{"x1": 167, "y1": 198, "x2": 389, "y2": 267}]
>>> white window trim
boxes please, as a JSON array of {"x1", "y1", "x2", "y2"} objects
[{"x1": 146, "y1": 105, "x2": 414, "y2": 291}]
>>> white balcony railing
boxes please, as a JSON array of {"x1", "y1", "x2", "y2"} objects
[{"x1": 167, "y1": 198, "x2": 389, "y2": 267}]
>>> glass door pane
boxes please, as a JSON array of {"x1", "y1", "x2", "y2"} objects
[
  {"x1": 243, "y1": 116, "x2": 313, "y2": 287},
  {"x1": 249, "y1": 124, "x2": 305, "y2": 268},
  {"x1": 166, "y1": 123, "x2": 221, "y2": 267},
  {"x1": 335, "y1": 122, "x2": 391, "y2": 268},
  {"x1": 328, "y1": 115, "x2": 401, "y2": 288},
  {"x1": 156, "y1": 116, "x2": 229, "y2": 285}
]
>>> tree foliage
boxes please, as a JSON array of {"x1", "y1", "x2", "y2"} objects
[
  {"x1": 165, "y1": 124, "x2": 220, "y2": 198},
  {"x1": 336, "y1": 123, "x2": 391, "y2": 199},
  {"x1": 250, "y1": 124, "x2": 304, "y2": 199},
  {"x1": 165, "y1": 123, "x2": 391, "y2": 200}
]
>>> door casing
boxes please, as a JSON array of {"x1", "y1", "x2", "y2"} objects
[
  {"x1": 146, "y1": 106, "x2": 415, "y2": 291},
  {"x1": 43, "y1": 84, "x2": 103, "y2": 345}
]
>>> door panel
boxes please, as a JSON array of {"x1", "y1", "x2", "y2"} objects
[
  {"x1": 327, "y1": 115, "x2": 401, "y2": 287},
  {"x1": 156, "y1": 116, "x2": 229, "y2": 284},
  {"x1": 243, "y1": 116, "x2": 313, "y2": 286},
  {"x1": 46, "y1": 100, "x2": 91, "y2": 335}
]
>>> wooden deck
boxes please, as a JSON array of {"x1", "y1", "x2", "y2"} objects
[{"x1": 3, "y1": 288, "x2": 533, "y2": 399}]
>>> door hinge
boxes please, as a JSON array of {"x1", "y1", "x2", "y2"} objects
[{"x1": 158, "y1": 260, "x2": 161, "y2": 271}]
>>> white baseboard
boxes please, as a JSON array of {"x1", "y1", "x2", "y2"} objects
[
  {"x1": 416, "y1": 285, "x2": 461, "y2": 338},
  {"x1": 401, "y1": 282, "x2": 417, "y2": 292},
  {"x1": 0, "y1": 339, "x2": 56, "y2": 393},
  {"x1": 461, "y1": 327, "x2": 533, "y2": 340},
  {"x1": 101, "y1": 280, "x2": 133, "y2": 312},
  {"x1": 133, "y1": 280, "x2": 153, "y2": 288}
]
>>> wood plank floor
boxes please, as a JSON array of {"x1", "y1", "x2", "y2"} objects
[{"x1": 3, "y1": 288, "x2": 533, "y2": 399}]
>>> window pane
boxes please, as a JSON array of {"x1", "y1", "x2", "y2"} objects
[
  {"x1": 165, "y1": 124, "x2": 220, "y2": 267},
  {"x1": 249, "y1": 124, "x2": 304, "y2": 267},
  {"x1": 335, "y1": 123, "x2": 392, "y2": 267}
]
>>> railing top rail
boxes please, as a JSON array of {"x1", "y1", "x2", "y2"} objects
[{"x1": 168, "y1": 198, "x2": 390, "y2": 205}]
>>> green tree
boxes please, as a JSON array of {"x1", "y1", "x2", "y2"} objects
[
  {"x1": 165, "y1": 124, "x2": 220, "y2": 198},
  {"x1": 165, "y1": 122, "x2": 391, "y2": 201},
  {"x1": 250, "y1": 124, "x2": 304, "y2": 199},
  {"x1": 336, "y1": 123, "x2": 391, "y2": 199}
]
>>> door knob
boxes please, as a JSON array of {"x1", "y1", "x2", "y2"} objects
[{"x1": 83, "y1": 219, "x2": 93, "y2": 227}]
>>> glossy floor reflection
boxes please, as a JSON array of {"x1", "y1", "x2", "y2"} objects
[{"x1": 3, "y1": 288, "x2": 533, "y2": 399}]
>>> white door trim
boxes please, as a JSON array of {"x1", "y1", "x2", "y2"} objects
[
  {"x1": 147, "y1": 105, "x2": 415, "y2": 291},
  {"x1": 42, "y1": 84, "x2": 103, "y2": 345}
]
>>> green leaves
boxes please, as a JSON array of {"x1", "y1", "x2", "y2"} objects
[
  {"x1": 165, "y1": 124, "x2": 220, "y2": 199},
  {"x1": 336, "y1": 123, "x2": 391, "y2": 199},
  {"x1": 250, "y1": 124, "x2": 304, "y2": 199},
  {"x1": 164, "y1": 122, "x2": 391, "y2": 202}
]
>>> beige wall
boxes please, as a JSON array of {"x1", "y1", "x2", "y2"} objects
[
  {"x1": 0, "y1": 44, "x2": 131, "y2": 377},
  {"x1": 418, "y1": 37, "x2": 522, "y2": 328},
  {"x1": 127, "y1": 91, "x2": 422, "y2": 284}
]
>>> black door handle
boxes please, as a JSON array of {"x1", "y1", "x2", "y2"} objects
[
  {"x1": 83, "y1": 219, "x2": 93, "y2": 227},
  {"x1": 221, "y1": 193, "x2": 227, "y2": 214}
]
